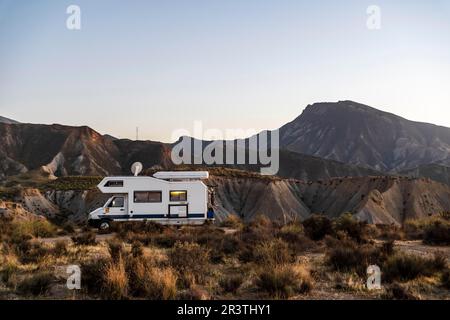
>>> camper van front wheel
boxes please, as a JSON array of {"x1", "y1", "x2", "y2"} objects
[{"x1": 99, "y1": 220, "x2": 111, "y2": 231}]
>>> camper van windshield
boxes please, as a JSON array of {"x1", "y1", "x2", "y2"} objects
[{"x1": 109, "y1": 197, "x2": 124, "y2": 208}]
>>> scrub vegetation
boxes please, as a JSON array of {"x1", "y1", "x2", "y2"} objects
[{"x1": 0, "y1": 214, "x2": 449, "y2": 300}]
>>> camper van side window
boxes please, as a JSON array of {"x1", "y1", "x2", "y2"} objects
[
  {"x1": 105, "y1": 180, "x2": 124, "y2": 187},
  {"x1": 109, "y1": 197, "x2": 124, "y2": 208},
  {"x1": 170, "y1": 190, "x2": 187, "y2": 201},
  {"x1": 134, "y1": 191, "x2": 162, "y2": 203}
]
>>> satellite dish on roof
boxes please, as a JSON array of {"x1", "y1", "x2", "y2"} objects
[{"x1": 131, "y1": 162, "x2": 143, "y2": 176}]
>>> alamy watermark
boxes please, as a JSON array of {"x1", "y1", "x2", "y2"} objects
[
  {"x1": 171, "y1": 121, "x2": 280, "y2": 175},
  {"x1": 367, "y1": 5, "x2": 381, "y2": 30},
  {"x1": 367, "y1": 265, "x2": 382, "y2": 290},
  {"x1": 66, "y1": 5, "x2": 81, "y2": 30},
  {"x1": 66, "y1": 265, "x2": 81, "y2": 290}
]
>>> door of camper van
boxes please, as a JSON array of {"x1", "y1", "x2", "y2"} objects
[
  {"x1": 168, "y1": 190, "x2": 188, "y2": 219},
  {"x1": 104, "y1": 195, "x2": 128, "y2": 220}
]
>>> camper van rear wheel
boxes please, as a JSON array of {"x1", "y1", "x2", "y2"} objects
[{"x1": 99, "y1": 220, "x2": 111, "y2": 231}]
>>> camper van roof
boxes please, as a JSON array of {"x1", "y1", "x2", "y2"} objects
[{"x1": 153, "y1": 171, "x2": 209, "y2": 180}]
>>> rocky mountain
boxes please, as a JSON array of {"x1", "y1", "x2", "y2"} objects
[
  {"x1": 0, "y1": 121, "x2": 379, "y2": 181},
  {"x1": 278, "y1": 101, "x2": 450, "y2": 172},
  {"x1": 212, "y1": 174, "x2": 450, "y2": 225},
  {"x1": 0, "y1": 116, "x2": 19, "y2": 124},
  {"x1": 0, "y1": 123, "x2": 123, "y2": 177}
]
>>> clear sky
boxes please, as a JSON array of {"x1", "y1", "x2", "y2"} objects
[{"x1": 1, "y1": 0, "x2": 449, "y2": 142}]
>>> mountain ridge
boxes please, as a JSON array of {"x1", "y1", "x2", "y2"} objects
[{"x1": 278, "y1": 100, "x2": 450, "y2": 172}]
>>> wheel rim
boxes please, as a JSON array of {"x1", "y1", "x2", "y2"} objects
[{"x1": 100, "y1": 222, "x2": 109, "y2": 230}]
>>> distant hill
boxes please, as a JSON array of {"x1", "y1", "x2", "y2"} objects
[
  {"x1": 278, "y1": 101, "x2": 450, "y2": 172},
  {"x1": 400, "y1": 164, "x2": 450, "y2": 186},
  {"x1": 0, "y1": 116, "x2": 19, "y2": 124}
]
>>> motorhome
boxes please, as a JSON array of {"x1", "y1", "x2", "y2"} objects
[{"x1": 88, "y1": 171, "x2": 215, "y2": 230}]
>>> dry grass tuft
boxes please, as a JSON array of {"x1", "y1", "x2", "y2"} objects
[
  {"x1": 103, "y1": 256, "x2": 129, "y2": 299},
  {"x1": 256, "y1": 264, "x2": 313, "y2": 299}
]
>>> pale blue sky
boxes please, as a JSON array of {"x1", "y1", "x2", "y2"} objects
[{"x1": 0, "y1": 0, "x2": 449, "y2": 141}]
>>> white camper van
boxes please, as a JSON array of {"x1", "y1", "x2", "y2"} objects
[{"x1": 88, "y1": 171, "x2": 215, "y2": 230}]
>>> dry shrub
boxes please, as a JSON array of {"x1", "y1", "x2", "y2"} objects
[
  {"x1": 325, "y1": 238, "x2": 387, "y2": 275},
  {"x1": 178, "y1": 285, "x2": 211, "y2": 300},
  {"x1": 220, "y1": 215, "x2": 244, "y2": 229},
  {"x1": 221, "y1": 234, "x2": 244, "y2": 255},
  {"x1": 302, "y1": 214, "x2": 333, "y2": 241},
  {"x1": 237, "y1": 219, "x2": 275, "y2": 258},
  {"x1": 52, "y1": 240, "x2": 68, "y2": 256},
  {"x1": 219, "y1": 274, "x2": 244, "y2": 294},
  {"x1": 107, "y1": 239, "x2": 126, "y2": 263},
  {"x1": 441, "y1": 269, "x2": 450, "y2": 289},
  {"x1": 333, "y1": 213, "x2": 368, "y2": 243},
  {"x1": 193, "y1": 227, "x2": 228, "y2": 263},
  {"x1": 0, "y1": 261, "x2": 19, "y2": 288},
  {"x1": 376, "y1": 224, "x2": 405, "y2": 240},
  {"x1": 12, "y1": 220, "x2": 57, "y2": 238},
  {"x1": 253, "y1": 239, "x2": 293, "y2": 266},
  {"x1": 382, "y1": 252, "x2": 447, "y2": 282},
  {"x1": 71, "y1": 231, "x2": 96, "y2": 246},
  {"x1": 277, "y1": 222, "x2": 303, "y2": 240},
  {"x1": 144, "y1": 267, "x2": 178, "y2": 299},
  {"x1": 116, "y1": 221, "x2": 166, "y2": 235},
  {"x1": 334, "y1": 274, "x2": 366, "y2": 292},
  {"x1": 125, "y1": 253, "x2": 177, "y2": 300},
  {"x1": 103, "y1": 256, "x2": 128, "y2": 299},
  {"x1": 17, "y1": 240, "x2": 51, "y2": 264},
  {"x1": 131, "y1": 241, "x2": 144, "y2": 258},
  {"x1": 61, "y1": 221, "x2": 76, "y2": 234},
  {"x1": 277, "y1": 224, "x2": 316, "y2": 254},
  {"x1": 80, "y1": 258, "x2": 110, "y2": 295},
  {"x1": 256, "y1": 264, "x2": 313, "y2": 298},
  {"x1": 423, "y1": 220, "x2": 450, "y2": 245},
  {"x1": 116, "y1": 221, "x2": 170, "y2": 245},
  {"x1": 169, "y1": 241, "x2": 210, "y2": 272},
  {"x1": 383, "y1": 283, "x2": 419, "y2": 300},
  {"x1": 17, "y1": 271, "x2": 54, "y2": 296}
]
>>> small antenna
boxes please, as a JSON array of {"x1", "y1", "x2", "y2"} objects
[{"x1": 136, "y1": 127, "x2": 139, "y2": 141}]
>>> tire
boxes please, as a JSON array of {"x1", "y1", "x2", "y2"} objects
[{"x1": 98, "y1": 219, "x2": 111, "y2": 233}]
